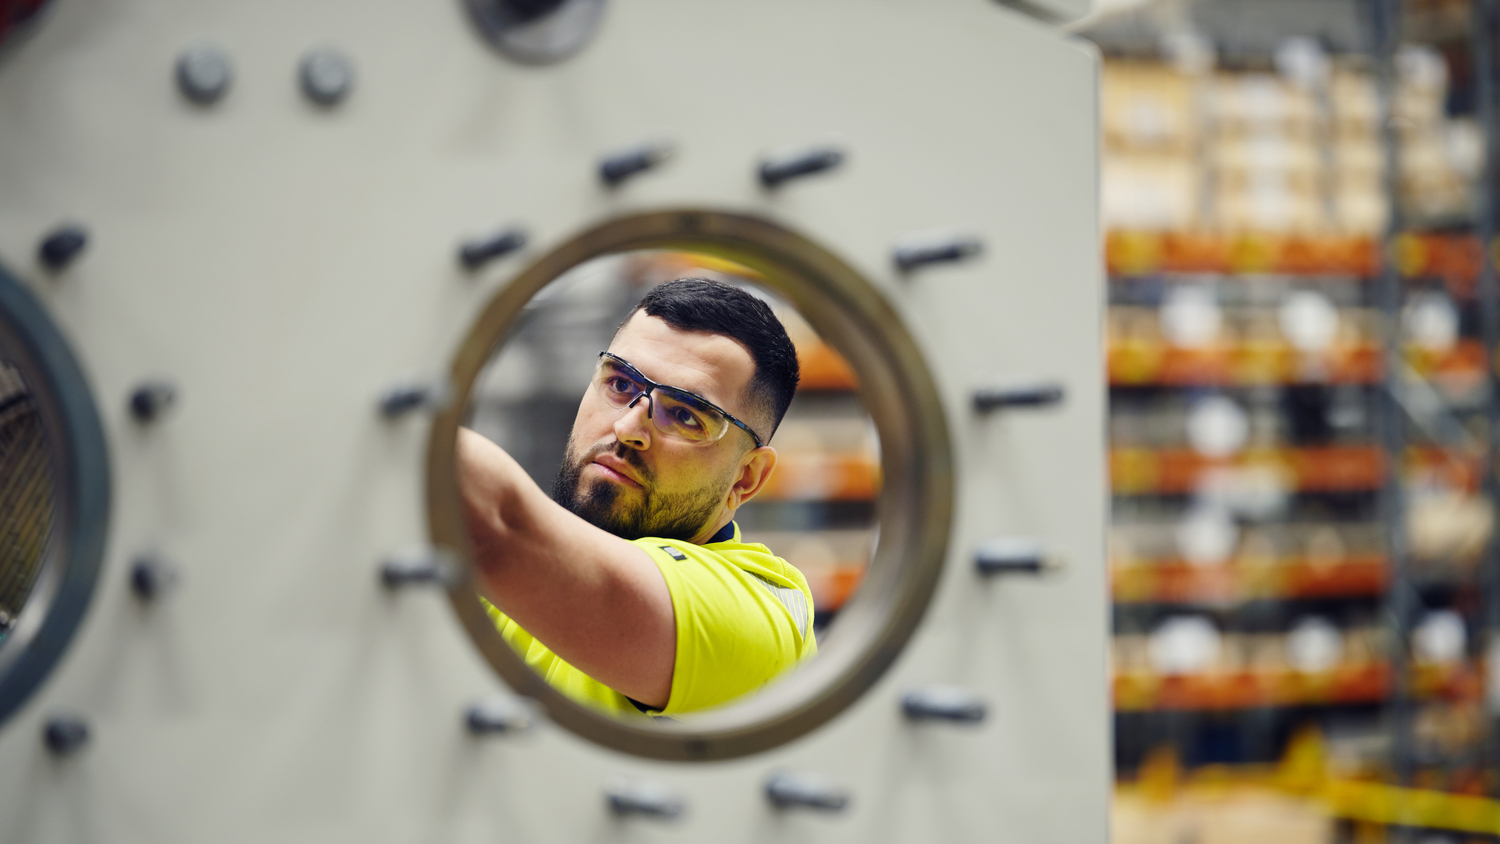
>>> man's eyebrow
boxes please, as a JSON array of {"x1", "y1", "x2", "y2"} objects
[
  {"x1": 614, "y1": 351, "x2": 743, "y2": 415},
  {"x1": 634, "y1": 361, "x2": 715, "y2": 403}
]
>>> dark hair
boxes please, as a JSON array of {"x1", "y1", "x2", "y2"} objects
[{"x1": 621, "y1": 277, "x2": 800, "y2": 442}]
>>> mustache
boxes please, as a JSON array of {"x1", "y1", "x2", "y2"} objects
[{"x1": 580, "y1": 441, "x2": 652, "y2": 484}]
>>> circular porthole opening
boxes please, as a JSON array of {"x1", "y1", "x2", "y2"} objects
[
  {"x1": 427, "y1": 210, "x2": 953, "y2": 761},
  {"x1": 0, "y1": 0, "x2": 58, "y2": 59},
  {"x1": 463, "y1": 0, "x2": 607, "y2": 66},
  {"x1": 0, "y1": 263, "x2": 110, "y2": 729}
]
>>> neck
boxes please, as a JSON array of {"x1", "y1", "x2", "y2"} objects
[{"x1": 691, "y1": 513, "x2": 735, "y2": 545}]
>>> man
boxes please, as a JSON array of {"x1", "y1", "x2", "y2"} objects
[{"x1": 458, "y1": 277, "x2": 816, "y2": 717}]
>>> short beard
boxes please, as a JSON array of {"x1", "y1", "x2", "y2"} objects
[{"x1": 551, "y1": 441, "x2": 730, "y2": 542}]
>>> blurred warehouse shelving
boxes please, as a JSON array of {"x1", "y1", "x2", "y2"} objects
[{"x1": 1086, "y1": 0, "x2": 1500, "y2": 839}]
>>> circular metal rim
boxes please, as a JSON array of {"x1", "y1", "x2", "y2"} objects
[
  {"x1": 427, "y1": 209, "x2": 953, "y2": 762},
  {"x1": 462, "y1": 0, "x2": 607, "y2": 67},
  {"x1": 0, "y1": 0, "x2": 59, "y2": 68},
  {"x1": 0, "y1": 261, "x2": 111, "y2": 729}
]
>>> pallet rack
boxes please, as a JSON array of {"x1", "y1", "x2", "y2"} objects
[{"x1": 1098, "y1": 2, "x2": 1500, "y2": 834}]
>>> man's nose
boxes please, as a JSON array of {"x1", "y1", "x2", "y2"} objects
[{"x1": 613, "y1": 393, "x2": 653, "y2": 449}]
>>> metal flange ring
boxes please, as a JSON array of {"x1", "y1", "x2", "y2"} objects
[{"x1": 427, "y1": 208, "x2": 953, "y2": 761}]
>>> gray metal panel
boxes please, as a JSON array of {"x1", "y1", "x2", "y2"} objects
[
  {"x1": 0, "y1": 0, "x2": 1105, "y2": 841},
  {"x1": 1004, "y1": 0, "x2": 1097, "y2": 26}
]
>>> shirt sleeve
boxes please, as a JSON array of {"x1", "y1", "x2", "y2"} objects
[{"x1": 634, "y1": 540, "x2": 817, "y2": 716}]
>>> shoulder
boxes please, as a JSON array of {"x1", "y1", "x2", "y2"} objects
[
  {"x1": 633, "y1": 535, "x2": 807, "y2": 591},
  {"x1": 633, "y1": 534, "x2": 814, "y2": 642}
]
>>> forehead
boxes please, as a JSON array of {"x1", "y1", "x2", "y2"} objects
[{"x1": 606, "y1": 312, "x2": 756, "y2": 411}]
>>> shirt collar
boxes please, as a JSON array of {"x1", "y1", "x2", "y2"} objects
[{"x1": 705, "y1": 520, "x2": 736, "y2": 544}]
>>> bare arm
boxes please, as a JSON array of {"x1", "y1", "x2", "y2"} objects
[{"x1": 456, "y1": 427, "x2": 676, "y2": 708}]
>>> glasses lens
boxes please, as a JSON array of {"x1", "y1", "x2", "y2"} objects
[
  {"x1": 653, "y1": 388, "x2": 729, "y2": 443},
  {"x1": 596, "y1": 358, "x2": 645, "y2": 407}
]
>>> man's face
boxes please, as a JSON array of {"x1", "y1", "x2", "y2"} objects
[{"x1": 552, "y1": 312, "x2": 761, "y2": 542}]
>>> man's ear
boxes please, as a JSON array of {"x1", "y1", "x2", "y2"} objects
[{"x1": 726, "y1": 446, "x2": 777, "y2": 510}]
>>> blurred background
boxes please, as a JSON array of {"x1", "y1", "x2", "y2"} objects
[{"x1": 1077, "y1": 0, "x2": 1500, "y2": 841}]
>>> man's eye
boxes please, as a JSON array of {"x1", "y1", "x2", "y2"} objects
[
  {"x1": 669, "y1": 407, "x2": 706, "y2": 430},
  {"x1": 605, "y1": 376, "x2": 636, "y2": 395}
]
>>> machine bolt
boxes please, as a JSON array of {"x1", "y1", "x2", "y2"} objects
[
  {"x1": 378, "y1": 381, "x2": 449, "y2": 417},
  {"x1": 176, "y1": 45, "x2": 233, "y2": 105},
  {"x1": 43, "y1": 715, "x2": 90, "y2": 756},
  {"x1": 129, "y1": 381, "x2": 178, "y2": 423},
  {"x1": 37, "y1": 225, "x2": 88, "y2": 271},
  {"x1": 764, "y1": 771, "x2": 849, "y2": 812},
  {"x1": 975, "y1": 538, "x2": 1061, "y2": 576},
  {"x1": 893, "y1": 235, "x2": 983, "y2": 272},
  {"x1": 465, "y1": 695, "x2": 536, "y2": 735},
  {"x1": 901, "y1": 686, "x2": 987, "y2": 724},
  {"x1": 129, "y1": 555, "x2": 180, "y2": 601},
  {"x1": 606, "y1": 780, "x2": 684, "y2": 819},
  {"x1": 379, "y1": 547, "x2": 460, "y2": 589},
  {"x1": 758, "y1": 146, "x2": 844, "y2": 188},
  {"x1": 299, "y1": 47, "x2": 354, "y2": 106},
  {"x1": 972, "y1": 383, "x2": 1064, "y2": 411},
  {"x1": 599, "y1": 141, "x2": 674, "y2": 187},
  {"x1": 459, "y1": 227, "x2": 528, "y2": 270}
]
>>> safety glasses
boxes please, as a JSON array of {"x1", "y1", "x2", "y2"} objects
[{"x1": 593, "y1": 351, "x2": 764, "y2": 449}]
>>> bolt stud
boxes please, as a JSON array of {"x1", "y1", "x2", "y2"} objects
[
  {"x1": 758, "y1": 146, "x2": 845, "y2": 188},
  {"x1": 38, "y1": 225, "x2": 88, "y2": 271}
]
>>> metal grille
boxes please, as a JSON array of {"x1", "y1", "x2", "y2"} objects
[{"x1": 0, "y1": 360, "x2": 55, "y2": 636}]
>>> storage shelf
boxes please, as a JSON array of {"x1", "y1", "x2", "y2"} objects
[
  {"x1": 1110, "y1": 341, "x2": 1384, "y2": 386},
  {"x1": 1113, "y1": 661, "x2": 1481, "y2": 712},
  {"x1": 797, "y1": 340, "x2": 859, "y2": 391},
  {"x1": 804, "y1": 563, "x2": 865, "y2": 614},
  {"x1": 1106, "y1": 231, "x2": 1493, "y2": 291},
  {"x1": 1112, "y1": 556, "x2": 1388, "y2": 604},
  {"x1": 1107, "y1": 231, "x2": 1380, "y2": 277},
  {"x1": 1115, "y1": 780, "x2": 1500, "y2": 840},
  {"x1": 1111, "y1": 445, "x2": 1385, "y2": 495},
  {"x1": 756, "y1": 452, "x2": 879, "y2": 502},
  {"x1": 1110, "y1": 446, "x2": 1481, "y2": 496},
  {"x1": 1108, "y1": 340, "x2": 1484, "y2": 387},
  {"x1": 1098, "y1": 41, "x2": 1499, "y2": 809}
]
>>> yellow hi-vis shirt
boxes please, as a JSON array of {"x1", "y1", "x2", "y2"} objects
[{"x1": 483, "y1": 522, "x2": 817, "y2": 717}]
